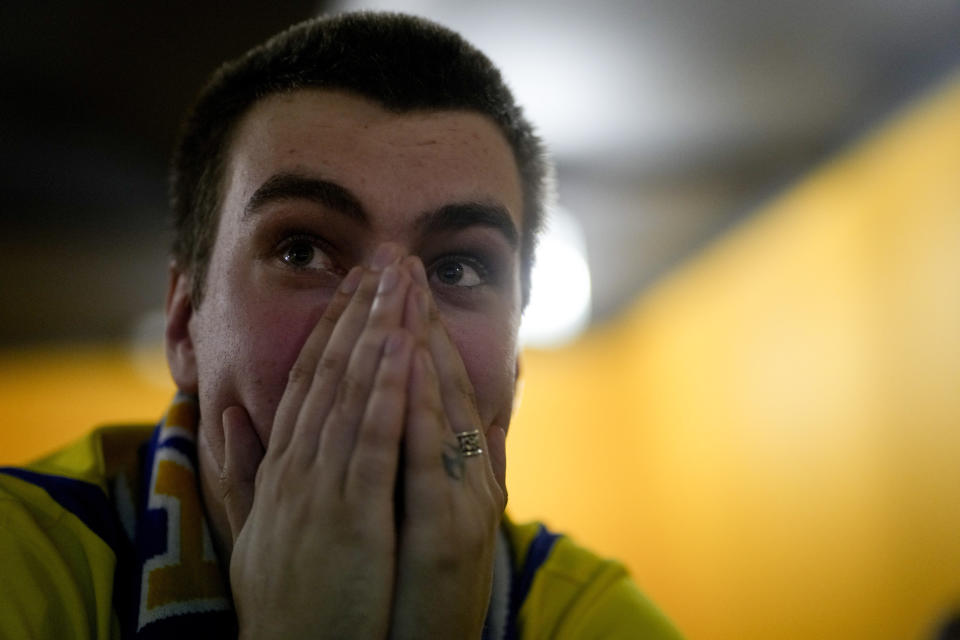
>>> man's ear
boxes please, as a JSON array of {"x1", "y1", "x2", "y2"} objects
[{"x1": 165, "y1": 262, "x2": 199, "y2": 393}]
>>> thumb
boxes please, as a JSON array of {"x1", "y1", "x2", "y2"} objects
[
  {"x1": 485, "y1": 424, "x2": 507, "y2": 509},
  {"x1": 220, "y1": 405, "x2": 264, "y2": 541}
]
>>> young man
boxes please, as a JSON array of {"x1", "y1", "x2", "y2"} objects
[{"x1": 0, "y1": 13, "x2": 682, "y2": 639}]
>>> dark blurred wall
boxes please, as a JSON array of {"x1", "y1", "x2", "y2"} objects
[{"x1": 0, "y1": 2, "x2": 321, "y2": 345}]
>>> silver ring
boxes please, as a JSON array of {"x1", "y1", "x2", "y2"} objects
[{"x1": 456, "y1": 429, "x2": 484, "y2": 457}]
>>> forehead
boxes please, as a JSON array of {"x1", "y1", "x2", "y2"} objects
[{"x1": 220, "y1": 89, "x2": 524, "y2": 236}]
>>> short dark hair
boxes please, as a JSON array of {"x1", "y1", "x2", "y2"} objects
[{"x1": 170, "y1": 11, "x2": 549, "y2": 307}]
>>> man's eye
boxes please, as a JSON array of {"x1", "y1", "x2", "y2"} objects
[
  {"x1": 279, "y1": 237, "x2": 334, "y2": 271},
  {"x1": 430, "y1": 257, "x2": 485, "y2": 288}
]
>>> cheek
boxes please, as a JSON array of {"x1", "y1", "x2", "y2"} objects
[
  {"x1": 243, "y1": 299, "x2": 331, "y2": 432},
  {"x1": 446, "y1": 317, "x2": 518, "y2": 426},
  {"x1": 194, "y1": 286, "x2": 330, "y2": 443}
]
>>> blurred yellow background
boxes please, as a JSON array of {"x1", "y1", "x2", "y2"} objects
[{"x1": 2, "y1": 72, "x2": 959, "y2": 639}]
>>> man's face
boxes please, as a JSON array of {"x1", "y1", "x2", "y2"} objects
[{"x1": 179, "y1": 89, "x2": 525, "y2": 449}]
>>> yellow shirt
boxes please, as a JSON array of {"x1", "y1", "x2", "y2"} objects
[{"x1": 1, "y1": 406, "x2": 682, "y2": 639}]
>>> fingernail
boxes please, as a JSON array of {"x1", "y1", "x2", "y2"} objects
[
  {"x1": 410, "y1": 257, "x2": 428, "y2": 287},
  {"x1": 340, "y1": 266, "x2": 362, "y2": 294},
  {"x1": 385, "y1": 330, "x2": 406, "y2": 355},
  {"x1": 371, "y1": 244, "x2": 399, "y2": 270},
  {"x1": 377, "y1": 265, "x2": 399, "y2": 295}
]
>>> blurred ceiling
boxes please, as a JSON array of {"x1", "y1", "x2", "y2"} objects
[{"x1": 1, "y1": 1, "x2": 958, "y2": 346}]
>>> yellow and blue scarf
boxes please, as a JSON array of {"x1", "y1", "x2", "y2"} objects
[
  {"x1": 1, "y1": 393, "x2": 544, "y2": 639},
  {"x1": 127, "y1": 394, "x2": 234, "y2": 638}
]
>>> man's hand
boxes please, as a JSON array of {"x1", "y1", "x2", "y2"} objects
[
  {"x1": 223, "y1": 244, "x2": 418, "y2": 639},
  {"x1": 388, "y1": 260, "x2": 508, "y2": 639},
  {"x1": 216, "y1": 246, "x2": 508, "y2": 639}
]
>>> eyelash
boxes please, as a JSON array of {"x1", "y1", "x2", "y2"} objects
[
  {"x1": 270, "y1": 231, "x2": 496, "y2": 293},
  {"x1": 274, "y1": 233, "x2": 341, "y2": 274},
  {"x1": 427, "y1": 254, "x2": 490, "y2": 289}
]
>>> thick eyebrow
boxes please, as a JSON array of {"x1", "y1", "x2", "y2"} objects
[
  {"x1": 243, "y1": 172, "x2": 369, "y2": 225},
  {"x1": 415, "y1": 202, "x2": 519, "y2": 249},
  {"x1": 244, "y1": 171, "x2": 518, "y2": 248}
]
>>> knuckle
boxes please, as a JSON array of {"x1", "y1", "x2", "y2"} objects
[
  {"x1": 261, "y1": 445, "x2": 283, "y2": 469},
  {"x1": 489, "y1": 491, "x2": 507, "y2": 519},
  {"x1": 287, "y1": 437, "x2": 316, "y2": 467},
  {"x1": 430, "y1": 405, "x2": 448, "y2": 429},
  {"x1": 415, "y1": 402, "x2": 446, "y2": 433},
  {"x1": 356, "y1": 331, "x2": 383, "y2": 358},
  {"x1": 375, "y1": 362, "x2": 406, "y2": 393},
  {"x1": 315, "y1": 311, "x2": 338, "y2": 333},
  {"x1": 472, "y1": 488, "x2": 504, "y2": 527},
  {"x1": 427, "y1": 302, "x2": 441, "y2": 324},
  {"x1": 318, "y1": 353, "x2": 340, "y2": 375},
  {"x1": 455, "y1": 376, "x2": 477, "y2": 404},
  {"x1": 217, "y1": 460, "x2": 231, "y2": 491},
  {"x1": 335, "y1": 374, "x2": 366, "y2": 407},
  {"x1": 355, "y1": 422, "x2": 392, "y2": 453},
  {"x1": 352, "y1": 282, "x2": 377, "y2": 307},
  {"x1": 335, "y1": 500, "x2": 388, "y2": 542},
  {"x1": 456, "y1": 528, "x2": 488, "y2": 561},
  {"x1": 434, "y1": 547, "x2": 459, "y2": 572},
  {"x1": 423, "y1": 531, "x2": 461, "y2": 570},
  {"x1": 287, "y1": 362, "x2": 311, "y2": 385},
  {"x1": 334, "y1": 518, "x2": 365, "y2": 546},
  {"x1": 349, "y1": 455, "x2": 391, "y2": 494}
]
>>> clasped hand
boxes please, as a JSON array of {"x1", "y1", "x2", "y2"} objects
[{"x1": 217, "y1": 244, "x2": 508, "y2": 639}]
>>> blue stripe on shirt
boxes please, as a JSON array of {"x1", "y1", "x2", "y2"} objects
[
  {"x1": 505, "y1": 523, "x2": 562, "y2": 640},
  {"x1": 0, "y1": 467, "x2": 120, "y2": 550}
]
